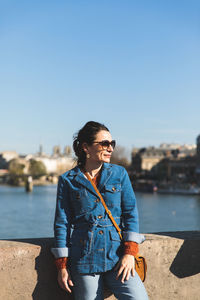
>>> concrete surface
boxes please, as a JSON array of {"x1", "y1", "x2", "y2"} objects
[{"x1": 0, "y1": 231, "x2": 200, "y2": 300}]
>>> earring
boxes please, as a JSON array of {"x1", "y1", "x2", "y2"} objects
[{"x1": 87, "y1": 153, "x2": 90, "y2": 159}]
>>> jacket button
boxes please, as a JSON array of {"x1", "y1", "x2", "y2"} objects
[
  {"x1": 95, "y1": 199, "x2": 100, "y2": 203},
  {"x1": 97, "y1": 215, "x2": 103, "y2": 219},
  {"x1": 112, "y1": 187, "x2": 116, "y2": 191},
  {"x1": 99, "y1": 230, "x2": 104, "y2": 235}
]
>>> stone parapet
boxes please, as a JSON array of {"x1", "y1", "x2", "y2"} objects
[{"x1": 0, "y1": 231, "x2": 200, "y2": 300}]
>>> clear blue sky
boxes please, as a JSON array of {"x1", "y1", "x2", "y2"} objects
[{"x1": 1, "y1": 0, "x2": 200, "y2": 155}]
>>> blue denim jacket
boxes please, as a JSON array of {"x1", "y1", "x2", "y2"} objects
[{"x1": 51, "y1": 163, "x2": 145, "y2": 274}]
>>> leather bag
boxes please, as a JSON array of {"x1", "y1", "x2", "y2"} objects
[
  {"x1": 134, "y1": 254, "x2": 147, "y2": 282},
  {"x1": 85, "y1": 172, "x2": 147, "y2": 282}
]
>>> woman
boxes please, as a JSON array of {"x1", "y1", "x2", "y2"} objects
[{"x1": 51, "y1": 121, "x2": 148, "y2": 300}]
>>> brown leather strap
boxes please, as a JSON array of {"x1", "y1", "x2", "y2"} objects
[{"x1": 85, "y1": 172, "x2": 123, "y2": 240}]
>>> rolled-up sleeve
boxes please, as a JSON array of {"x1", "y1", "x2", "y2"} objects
[
  {"x1": 51, "y1": 176, "x2": 71, "y2": 258},
  {"x1": 121, "y1": 168, "x2": 145, "y2": 244}
]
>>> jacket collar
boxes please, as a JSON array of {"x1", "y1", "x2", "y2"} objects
[
  {"x1": 98, "y1": 163, "x2": 113, "y2": 192},
  {"x1": 68, "y1": 163, "x2": 113, "y2": 196}
]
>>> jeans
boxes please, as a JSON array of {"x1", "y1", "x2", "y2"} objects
[{"x1": 70, "y1": 268, "x2": 149, "y2": 300}]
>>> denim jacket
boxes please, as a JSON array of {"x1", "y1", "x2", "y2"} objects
[{"x1": 51, "y1": 163, "x2": 145, "y2": 274}]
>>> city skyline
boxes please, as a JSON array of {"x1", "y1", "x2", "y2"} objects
[
  {"x1": 1, "y1": 140, "x2": 197, "y2": 158},
  {"x1": 1, "y1": 1, "x2": 200, "y2": 154}
]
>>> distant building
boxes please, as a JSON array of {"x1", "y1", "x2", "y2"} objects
[
  {"x1": 52, "y1": 146, "x2": 61, "y2": 157},
  {"x1": 38, "y1": 144, "x2": 44, "y2": 156},
  {"x1": 131, "y1": 146, "x2": 171, "y2": 172},
  {"x1": 0, "y1": 151, "x2": 19, "y2": 169},
  {"x1": 0, "y1": 143, "x2": 75, "y2": 177},
  {"x1": 131, "y1": 141, "x2": 199, "y2": 183},
  {"x1": 33, "y1": 145, "x2": 75, "y2": 174},
  {"x1": 35, "y1": 155, "x2": 74, "y2": 174},
  {"x1": 64, "y1": 146, "x2": 72, "y2": 156},
  {"x1": 34, "y1": 156, "x2": 58, "y2": 173},
  {"x1": 131, "y1": 143, "x2": 197, "y2": 173}
]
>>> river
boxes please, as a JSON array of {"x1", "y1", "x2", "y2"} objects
[{"x1": 0, "y1": 185, "x2": 200, "y2": 239}]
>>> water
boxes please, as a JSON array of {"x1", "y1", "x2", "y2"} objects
[
  {"x1": 0, "y1": 185, "x2": 200, "y2": 239},
  {"x1": 0, "y1": 185, "x2": 56, "y2": 239},
  {"x1": 136, "y1": 192, "x2": 200, "y2": 233}
]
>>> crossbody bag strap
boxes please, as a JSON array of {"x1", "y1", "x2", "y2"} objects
[{"x1": 85, "y1": 172, "x2": 123, "y2": 240}]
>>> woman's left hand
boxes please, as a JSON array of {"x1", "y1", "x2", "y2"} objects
[{"x1": 114, "y1": 254, "x2": 135, "y2": 283}]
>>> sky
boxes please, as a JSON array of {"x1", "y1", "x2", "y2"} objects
[{"x1": 0, "y1": 0, "x2": 200, "y2": 157}]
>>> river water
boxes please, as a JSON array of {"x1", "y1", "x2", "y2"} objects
[{"x1": 0, "y1": 185, "x2": 200, "y2": 239}]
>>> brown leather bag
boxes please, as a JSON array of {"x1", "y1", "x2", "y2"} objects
[
  {"x1": 134, "y1": 254, "x2": 147, "y2": 282},
  {"x1": 85, "y1": 172, "x2": 147, "y2": 282}
]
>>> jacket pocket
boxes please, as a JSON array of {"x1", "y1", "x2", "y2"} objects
[
  {"x1": 107, "y1": 229, "x2": 122, "y2": 260},
  {"x1": 104, "y1": 183, "x2": 121, "y2": 207},
  {"x1": 69, "y1": 228, "x2": 93, "y2": 259},
  {"x1": 70, "y1": 189, "x2": 95, "y2": 215},
  {"x1": 104, "y1": 183, "x2": 121, "y2": 193}
]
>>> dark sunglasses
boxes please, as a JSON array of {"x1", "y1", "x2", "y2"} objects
[{"x1": 93, "y1": 140, "x2": 116, "y2": 149}]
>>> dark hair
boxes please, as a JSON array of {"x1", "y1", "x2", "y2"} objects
[{"x1": 73, "y1": 121, "x2": 109, "y2": 167}]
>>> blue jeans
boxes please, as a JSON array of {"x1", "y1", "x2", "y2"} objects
[{"x1": 70, "y1": 268, "x2": 149, "y2": 300}]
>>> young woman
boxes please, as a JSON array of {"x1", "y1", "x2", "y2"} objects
[{"x1": 52, "y1": 121, "x2": 148, "y2": 300}]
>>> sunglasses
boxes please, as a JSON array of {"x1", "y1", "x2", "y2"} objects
[{"x1": 93, "y1": 140, "x2": 116, "y2": 149}]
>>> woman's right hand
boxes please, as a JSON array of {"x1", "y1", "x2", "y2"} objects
[{"x1": 57, "y1": 268, "x2": 74, "y2": 293}]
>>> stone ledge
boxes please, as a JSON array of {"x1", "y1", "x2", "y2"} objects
[{"x1": 0, "y1": 232, "x2": 200, "y2": 300}]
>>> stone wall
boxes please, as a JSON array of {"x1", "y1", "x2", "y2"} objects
[{"x1": 0, "y1": 231, "x2": 200, "y2": 300}]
